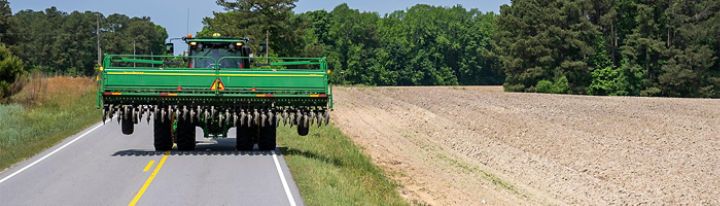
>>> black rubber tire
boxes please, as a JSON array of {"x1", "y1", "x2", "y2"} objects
[
  {"x1": 121, "y1": 116, "x2": 134, "y2": 135},
  {"x1": 258, "y1": 121, "x2": 277, "y2": 150},
  {"x1": 297, "y1": 124, "x2": 309, "y2": 136},
  {"x1": 236, "y1": 125, "x2": 255, "y2": 150},
  {"x1": 176, "y1": 118, "x2": 196, "y2": 151},
  {"x1": 153, "y1": 118, "x2": 173, "y2": 151}
]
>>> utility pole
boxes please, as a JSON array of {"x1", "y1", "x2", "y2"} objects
[
  {"x1": 185, "y1": 8, "x2": 190, "y2": 34},
  {"x1": 133, "y1": 39, "x2": 136, "y2": 68},
  {"x1": 96, "y1": 14, "x2": 102, "y2": 67},
  {"x1": 265, "y1": 30, "x2": 269, "y2": 64}
]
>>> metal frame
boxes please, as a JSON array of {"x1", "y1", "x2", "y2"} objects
[{"x1": 98, "y1": 54, "x2": 333, "y2": 109}]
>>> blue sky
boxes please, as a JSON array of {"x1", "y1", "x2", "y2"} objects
[{"x1": 10, "y1": 0, "x2": 510, "y2": 54}]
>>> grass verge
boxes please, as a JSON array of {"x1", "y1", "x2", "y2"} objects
[
  {"x1": 0, "y1": 77, "x2": 99, "y2": 171},
  {"x1": 277, "y1": 123, "x2": 407, "y2": 206}
]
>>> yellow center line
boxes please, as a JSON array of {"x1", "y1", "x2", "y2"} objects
[
  {"x1": 129, "y1": 151, "x2": 170, "y2": 206},
  {"x1": 142, "y1": 161, "x2": 155, "y2": 172}
]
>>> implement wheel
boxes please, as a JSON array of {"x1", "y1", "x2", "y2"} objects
[
  {"x1": 297, "y1": 124, "x2": 309, "y2": 136},
  {"x1": 236, "y1": 125, "x2": 255, "y2": 150},
  {"x1": 258, "y1": 121, "x2": 277, "y2": 150},
  {"x1": 121, "y1": 116, "x2": 134, "y2": 135},
  {"x1": 153, "y1": 118, "x2": 173, "y2": 151},
  {"x1": 176, "y1": 118, "x2": 196, "y2": 151}
]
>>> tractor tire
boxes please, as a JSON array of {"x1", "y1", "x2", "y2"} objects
[
  {"x1": 176, "y1": 118, "x2": 196, "y2": 151},
  {"x1": 258, "y1": 121, "x2": 277, "y2": 150},
  {"x1": 153, "y1": 118, "x2": 173, "y2": 151},
  {"x1": 121, "y1": 116, "x2": 134, "y2": 135},
  {"x1": 297, "y1": 124, "x2": 309, "y2": 136},
  {"x1": 236, "y1": 125, "x2": 255, "y2": 150}
]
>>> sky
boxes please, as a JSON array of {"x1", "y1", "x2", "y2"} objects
[{"x1": 9, "y1": 0, "x2": 510, "y2": 54}]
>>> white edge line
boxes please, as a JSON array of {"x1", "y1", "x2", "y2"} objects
[
  {"x1": 0, "y1": 123, "x2": 104, "y2": 184},
  {"x1": 272, "y1": 149, "x2": 297, "y2": 206}
]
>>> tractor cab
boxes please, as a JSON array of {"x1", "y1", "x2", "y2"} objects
[{"x1": 169, "y1": 34, "x2": 252, "y2": 69}]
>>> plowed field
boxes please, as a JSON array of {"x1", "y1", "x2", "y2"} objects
[{"x1": 331, "y1": 86, "x2": 720, "y2": 205}]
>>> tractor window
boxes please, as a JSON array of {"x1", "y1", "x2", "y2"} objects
[{"x1": 189, "y1": 43, "x2": 243, "y2": 69}]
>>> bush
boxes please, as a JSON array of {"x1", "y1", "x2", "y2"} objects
[
  {"x1": 588, "y1": 66, "x2": 629, "y2": 96},
  {"x1": 536, "y1": 80, "x2": 554, "y2": 93},
  {"x1": 0, "y1": 44, "x2": 25, "y2": 98},
  {"x1": 588, "y1": 62, "x2": 645, "y2": 96},
  {"x1": 535, "y1": 76, "x2": 569, "y2": 94},
  {"x1": 503, "y1": 83, "x2": 525, "y2": 92},
  {"x1": 555, "y1": 76, "x2": 569, "y2": 93}
]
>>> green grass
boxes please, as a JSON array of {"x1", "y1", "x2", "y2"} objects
[
  {"x1": 277, "y1": 124, "x2": 408, "y2": 206},
  {"x1": 0, "y1": 90, "x2": 100, "y2": 171}
]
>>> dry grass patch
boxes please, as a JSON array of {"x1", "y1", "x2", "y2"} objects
[{"x1": 0, "y1": 76, "x2": 99, "y2": 171}]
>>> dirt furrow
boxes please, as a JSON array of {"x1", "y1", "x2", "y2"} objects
[{"x1": 331, "y1": 86, "x2": 720, "y2": 205}]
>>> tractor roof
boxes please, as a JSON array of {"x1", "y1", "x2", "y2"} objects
[{"x1": 183, "y1": 37, "x2": 246, "y2": 43}]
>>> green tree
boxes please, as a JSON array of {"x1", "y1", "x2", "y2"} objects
[
  {"x1": 0, "y1": 44, "x2": 25, "y2": 98},
  {"x1": 202, "y1": 2, "x2": 504, "y2": 86},
  {"x1": 0, "y1": 0, "x2": 17, "y2": 45},
  {"x1": 495, "y1": 0, "x2": 598, "y2": 94},
  {"x1": 203, "y1": 0, "x2": 300, "y2": 56},
  {"x1": 656, "y1": 0, "x2": 720, "y2": 97},
  {"x1": 8, "y1": 8, "x2": 167, "y2": 76},
  {"x1": 496, "y1": 0, "x2": 720, "y2": 98}
]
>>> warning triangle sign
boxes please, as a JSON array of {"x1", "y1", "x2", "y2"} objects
[{"x1": 210, "y1": 78, "x2": 225, "y2": 91}]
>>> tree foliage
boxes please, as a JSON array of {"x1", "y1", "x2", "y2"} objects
[
  {"x1": 0, "y1": 43, "x2": 24, "y2": 98},
  {"x1": 3, "y1": 0, "x2": 716, "y2": 98},
  {"x1": 3, "y1": 6, "x2": 167, "y2": 76},
  {"x1": 496, "y1": 0, "x2": 720, "y2": 98},
  {"x1": 200, "y1": 0, "x2": 302, "y2": 57},
  {"x1": 202, "y1": 2, "x2": 504, "y2": 86}
]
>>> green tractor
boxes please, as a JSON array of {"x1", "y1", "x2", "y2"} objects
[{"x1": 97, "y1": 34, "x2": 332, "y2": 151}]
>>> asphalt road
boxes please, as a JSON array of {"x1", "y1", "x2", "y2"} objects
[{"x1": 0, "y1": 119, "x2": 304, "y2": 206}]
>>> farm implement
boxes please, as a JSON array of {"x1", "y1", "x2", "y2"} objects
[{"x1": 97, "y1": 35, "x2": 332, "y2": 151}]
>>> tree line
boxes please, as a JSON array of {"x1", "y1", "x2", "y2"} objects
[
  {"x1": 203, "y1": 0, "x2": 720, "y2": 97},
  {"x1": 495, "y1": 0, "x2": 720, "y2": 98},
  {"x1": 2, "y1": 0, "x2": 718, "y2": 98},
  {"x1": 200, "y1": 1, "x2": 504, "y2": 86},
  {"x1": 0, "y1": 0, "x2": 167, "y2": 97},
  {"x1": 0, "y1": 1, "x2": 167, "y2": 94}
]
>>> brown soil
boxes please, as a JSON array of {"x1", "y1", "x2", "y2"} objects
[{"x1": 331, "y1": 86, "x2": 720, "y2": 205}]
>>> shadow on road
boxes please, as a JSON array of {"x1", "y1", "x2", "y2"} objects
[{"x1": 111, "y1": 138, "x2": 278, "y2": 157}]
